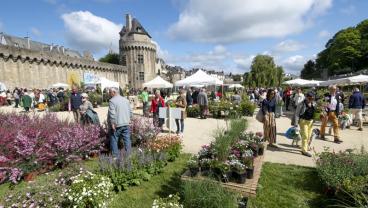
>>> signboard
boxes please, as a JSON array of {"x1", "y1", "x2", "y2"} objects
[{"x1": 84, "y1": 72, "x2": 99, "y2": 84}]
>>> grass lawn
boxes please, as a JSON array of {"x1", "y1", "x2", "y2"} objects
[
  {"x1": 0, "y1": 154, "x2": 190, "y2": 208},
  {"x1": 0, "y1": 157, "x2": 335, "y2": 208},
  {"x1": 248, "y1": 162, "x2": 333, "y2": 208}
]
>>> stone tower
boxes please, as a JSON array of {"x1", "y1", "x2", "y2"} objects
[{"x1": 119, "y1": 14, "x2": 157, "y2": 89}]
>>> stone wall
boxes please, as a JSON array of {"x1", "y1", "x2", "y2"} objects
[{"x1": 0, "y1": 45, "x2": 128, "y2": 89}]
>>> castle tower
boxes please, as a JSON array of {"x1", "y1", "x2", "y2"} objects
[{"x1": 119, "y1": 14, "x2": 157, "y2": 89}]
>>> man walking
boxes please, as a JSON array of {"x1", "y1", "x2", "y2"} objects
[
  {"x1": 107, "y1": 87, "x2": 133, "y2": 158},
  {"x1": 197, "y1": 88, "x2": 208, "y2": 119},
  {"x1": 140, "y1": 87, "x2": 149, "y2": 117},
  {"x1": 320, "y1": 85, "x2": 343, "y2": 143},
  {"x1": 68, "y1": 86, "x2": 82, "y2": 123},
  {"x1": 349, "y1": 88, "x2": 366, "y2": 131}
]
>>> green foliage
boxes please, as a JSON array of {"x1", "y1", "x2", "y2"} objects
[
  {"x1": 182, "y1": 180, "x2": 239, "y2": 208},
  {"x1": 88, "y1": 92, "x2": 103, "y2": 107},
  {"x1": 313, "y1": 19, "x2": 368, "y2": 78},
  {"x1": 316, "y1": 148, "x2": 368, "y2": 206},
  {"x1": 99, "y1": 53, "x2": 120, "y2": 65},
  {"x1": 152, "y1": 194, "x2": 183, "y2": 208},
  {"x1": 301, "y1": 59, "x2": 321, "y2": 79},
  {"x1": 64, "y1": 172, "x2": 113, "y2": 208},
  {"x1": 186, "y1": 105, "x2": 200, "y2": 118},
  {"x1": 244, "y1": 55, "x2": 284, "y2": 88},
  {"x1": 239, "y1": 98, "x2": 256, "y2": 116}
]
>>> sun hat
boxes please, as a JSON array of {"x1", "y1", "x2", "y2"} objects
[{"x1": 81, "y1": 93, "x2": 88, "y2": 98}]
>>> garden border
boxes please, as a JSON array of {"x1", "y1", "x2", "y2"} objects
[{"x1": 181, "y1": 154, "x2": 264, "y2": 197}]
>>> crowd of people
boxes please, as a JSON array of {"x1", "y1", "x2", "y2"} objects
[{"x1": 256, "y1": 85, "x2": 366, "y2": 157}]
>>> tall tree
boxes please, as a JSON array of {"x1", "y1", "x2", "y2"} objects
[
  {"x1": 245, "y1": 55, "x2": 283, "y2": 87},
  {"x1": 99, "y1": 53, "x2": 120, "y2": 65},
  {"x1": 300, "y1": 60, "x2": 320, "y2": 79}
]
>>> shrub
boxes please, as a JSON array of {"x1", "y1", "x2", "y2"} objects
[
  {"x1": 152, "y1": 194, "x2": 183, "y2": 208},
  {"x1": 182, "y1": 180, "x2": 239, "y2": 208},
  {"x1": 64, "y1": 172, "x2": 113, "y2": 208},
  {"x1": 130, "y1": 116, "x2": 161, "y2": 146},
  {"x1": 186, "y1": 105, "x2": 200, "y2": 118},
  {"x1": 239, "y1": 100, "x2": 256, "y2": 116},
  {"x1": 0, "y1": 112, "x2": 103, "y2": 184}
]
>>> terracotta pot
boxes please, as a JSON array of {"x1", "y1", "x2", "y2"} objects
[
  {"x1": 89, "y1": 152, "x2": 99, "y2": 158},
  {"x1": 24, "y1": 172, "x2": 37, "y2": 182}
]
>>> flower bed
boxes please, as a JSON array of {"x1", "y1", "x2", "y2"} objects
[
  {"x1": 3, "y1": 166, "x2": 113, "y2": 208},
  {"x1": 130, "y1": 116, "x2": 161, "y2": 146},
  {"x1": 99, "y1": 135, "x2": 182, "y2": 192},
  {"x1": 208, "y1": 98, "x2": 256, "y2": 119},
  {"x1": 316, "y1": 148, "x2": 368, "y2": 206},
  {"x1": 187, "y1": 119, "x2": 264, "y2": 184},
  {"x1": 0, "y1": 112, "x2": 103, "y2": 184}
]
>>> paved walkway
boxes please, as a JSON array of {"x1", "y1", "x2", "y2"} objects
[{"x1": 1, "y1": 106, "x2": 367, "y2": 167}]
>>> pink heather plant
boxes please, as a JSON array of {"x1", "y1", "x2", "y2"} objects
[
  {"x1": 0, "y1": 112, "x2": 103, "y2": 184},
  {"x1": 130, "y1": 116, "x2": 161, "y2": 145}
]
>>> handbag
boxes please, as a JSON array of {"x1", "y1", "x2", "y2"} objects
[{"x1": 256, "y1": 109, "x2": 264, "y2": 123}]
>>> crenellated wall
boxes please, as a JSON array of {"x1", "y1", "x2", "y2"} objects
[{"x1": 0, "y1": 45, "x2": 128, "y2": 89}]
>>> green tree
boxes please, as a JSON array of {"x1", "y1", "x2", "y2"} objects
[
  {"x1": 244, "y1": 55, "x2": 284, "y2": 87},
  {"x1": 99, "y1": 53, "x2": 120, "y2": 65},
  {"x1": 300, "y1": 60, "x2": 320, "y2": 79}
]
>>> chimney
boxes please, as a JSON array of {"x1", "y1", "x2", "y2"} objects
[
  {"x1": 126, "y1": 14, "x2": 132, "y2": 31},
  {"x1": 25, "y1": 37, "x2": 30, "y2": 49}
]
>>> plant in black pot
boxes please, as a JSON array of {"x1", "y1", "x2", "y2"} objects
[
  {"x1": 255, "y1": 131, "x2": 265, "y2": 156},
  {"x1": 229, "y1": 159, "x2": 246, "y2": 184},
  {"x1": 199, "y1": 158, "x2": 212, "y2": 176},
  {"x1": 213, "y1": 160, "x2": 231, "y2": 183},
  {"x1": 187, "y1": 156, "x2": 199, "y2": 177},
  {"x1": 244, "y1": 157, "x2": 254, "y2": 179}
]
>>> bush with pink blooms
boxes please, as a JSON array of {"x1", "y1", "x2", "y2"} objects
[
  {"x1": 0, "y1": 112, "x2": 103, "y2": 184},
  {"x1": 130, "y1": 116, "x2": 161, "y2": 146}
]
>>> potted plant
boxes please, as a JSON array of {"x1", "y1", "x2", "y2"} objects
[
  {"x1": 19, "y1": 159, "x2": 41, "y2": 182},
  {"x1": 187, "y1": 156, "x2": 199, "y2": 177},
  {"x1": 212, "y1": 160, "x2": 230, "y2": 183},
  {"x1": 199, "y1": 158, "x2": 212, "y2": 176},
  {"x1": 244, "y1": 158, "x2": 254, "y2": 179},
  {"x1": 230, "y1": 159, "x2": 246, "y2": 184}
]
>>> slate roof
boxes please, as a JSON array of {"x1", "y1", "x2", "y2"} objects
[{"x1": 0, "y1": 32, "x2": 82, "y2": 58}]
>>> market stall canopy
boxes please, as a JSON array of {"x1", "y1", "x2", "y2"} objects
[
  {"x1": 228, "y1": 84, "x2": 244, "y2": 89},
  {"x1": 301, "y1": 80, "x2": 323, "y2": 87},
  {"x1": 95, "y1": 77, "x2": 120, "y2": 91},
  {"x1": 320, "y1": 75, "x2": 368, "y2": 86},
  {"x1": 143, "y1": 76, "x2": 173, "y2": 88},
  {"x1": 175, "y1": 70, "x2": 223, "y2": 86},
  {"x1": 0, "y1": 82, "x2": 7, "y2": 91},
  {"x1": 51, "y1": 83, "x2": 69, "y2": 89},
  {"x1": 283, "y1": 78, "x2": 310, "y2": 86}
]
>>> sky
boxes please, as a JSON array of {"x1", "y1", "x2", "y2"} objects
[{"x1": 0, "y1": 0, "x2": 367, "y2": 75}]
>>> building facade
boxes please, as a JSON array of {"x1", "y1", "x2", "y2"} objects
[
  {"x1": 119, "y1": 14, "x2": 157, "y2": 89},
  {"x1": 0, "y1": 32, "x2": 128, "y2": 89}
]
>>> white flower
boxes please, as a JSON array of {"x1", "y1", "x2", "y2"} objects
[{"x1": 169, "y1": 194, "x2": 173, "y2": 198}]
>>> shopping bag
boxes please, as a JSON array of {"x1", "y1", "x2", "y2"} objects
[{"x1": 255, "y1": 109, "x2": 264, "y2": 123}]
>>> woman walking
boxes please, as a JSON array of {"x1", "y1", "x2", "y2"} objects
[
  {"x1": 261, "y1": 89, "x2": 277, "y2": 148},
  {"x1": 175, "y1": 90, "x2": 187, "y2": 135},
  {"x1": 294, "y1": 92, "x2": 316, "y2": 157}
]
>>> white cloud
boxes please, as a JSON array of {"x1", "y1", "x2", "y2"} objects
[
  {"x1": 273, "y1": 40, "x2": 305, "y2": 53},
  {"x1": 318, "y1": 30, "x2": 331, "y2": 38},
  {"x1": 31, "y1": 27, "x2": 41, "y2": 36},
  {"x1": 168, "y1": 0, "x2": 333, "y2": 43},
  {"x1": 233, "y1": 55, "x2": 255, "y2": 71},
  {"x1": 281, "y1": 55, "x2": 306, "y2": 73},
  {"x1": 61, "y1": 11, "x2": 122, "y2": 53}
]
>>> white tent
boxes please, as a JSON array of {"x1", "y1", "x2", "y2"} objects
[
  {"x1": 302, "y1": 80, "x2": 323, "y2": 87},
  {"x1": 228, "y1": 84, "x2": 244, "y2": 89},
  {"x1": 175, "y1": 70, "x2": 223, "y2": 86},
  {"x1": 96, "y1": 77, "x2": 120, "y2": 91},
  {"x1": 283, "y1": 78, "x2": 310, "y2": 86},
  {"x1": 320, "y1": 75, "x2": 368, "y2": 86},
  {"x1": 0, "y1": 82, "x2": 7, "y2": 91},
  {"x1": 51, "y1": 82, "x2": 69, "y2": 88},
  {"x1": 143, "y1": 76, "x2": 173, "y2": 88}
]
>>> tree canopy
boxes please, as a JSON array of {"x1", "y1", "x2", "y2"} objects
[
  {"x1": 304, "y1": 19, "x2": 368, "y2": 79},
  {"x1": 99, "y1": 53, "x2": 120, "y2": 65},
  {"x1": 244, "y1": 55, "x2": 284, "y2": 88}
]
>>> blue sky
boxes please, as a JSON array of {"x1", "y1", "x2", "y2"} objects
[{"x1": 0, "y1": 0, "x2": 367, "y2": 75}]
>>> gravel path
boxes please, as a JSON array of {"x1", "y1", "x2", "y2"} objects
[{"x1": 1, "y1": 106, "x2": 367, "y2": 167}]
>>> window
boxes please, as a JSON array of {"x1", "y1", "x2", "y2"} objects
[
  {"x1": 121, "y1": 55, "x2": 127, "y2": 66},
  {"x1": 139, "y1": 72, "x2": 144, "y2": 81},
  {"x1": 138, "y1": 54, "x2": 144, "y2": 64}
]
